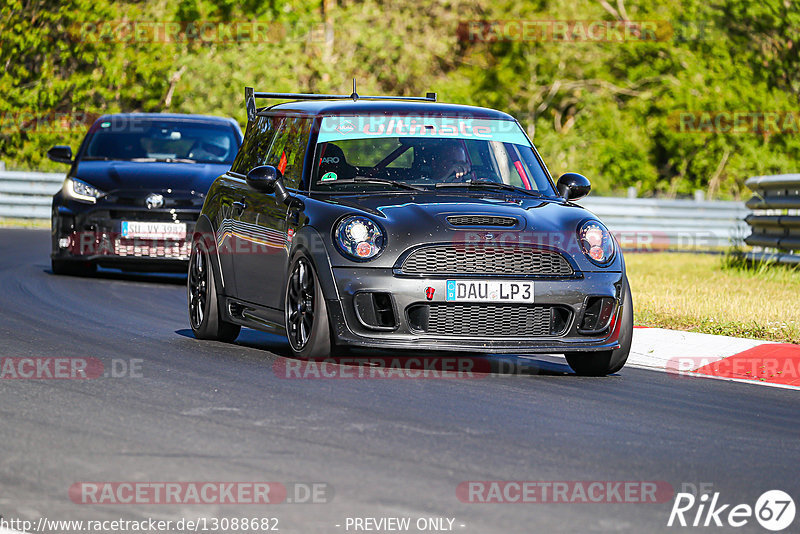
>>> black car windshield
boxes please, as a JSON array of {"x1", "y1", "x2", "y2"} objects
[
  {"x1": 83, "y1": 119, "x2": 238, "y2": 164},
  {"x1": 311, "y1": 116, "x2": 555, "y2": 196}
]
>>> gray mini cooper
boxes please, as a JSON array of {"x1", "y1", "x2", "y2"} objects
[{"x1": 188, "y1": 86, "x2": 633, "y2": 376}]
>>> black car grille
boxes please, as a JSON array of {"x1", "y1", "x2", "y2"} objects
[
  {"x1": 401, "y1": 245, "x2": 574, "y2": 276},
  {"x1": 113, "y1": 238, "x2": 190, "y2": 259},
  {"x1": 407, "y1": 304, "x2": 570, "y2": 337},
  {"x1": 446, "y1": 215, "x2": 517, "y2": 227}
]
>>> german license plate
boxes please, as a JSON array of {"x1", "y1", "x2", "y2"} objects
[
  {"x1": 445, "y1": 280, "x2": 534, "y2": 303},
  {"x1": 121, "y1": 221, "x2": 186, "y2": 240}
]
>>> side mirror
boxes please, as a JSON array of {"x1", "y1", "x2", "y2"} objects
[
  {"x1": 246, "y1": 165, "x2": 291, "y2": 205},
  {"x1": 47, "y1": 145, "x2": 73, "y2": 164},
  {"x1": 556, "y1": 172, "x2": 591, "y2": 201}
]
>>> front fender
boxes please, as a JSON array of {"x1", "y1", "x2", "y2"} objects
[{"x1": 289, "y1": 226, "x2": 340, "y2": 303}]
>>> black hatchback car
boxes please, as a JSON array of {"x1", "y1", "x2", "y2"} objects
[
  {"x1": 48, "y1": 113, "x2": 242, "y2": 274},
  {"x1": 188, "y1": 87, "x2": 632, "y2": 376}
]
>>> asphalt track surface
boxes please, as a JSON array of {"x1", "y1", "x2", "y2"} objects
[{"x1": 0, "y1": 228, "x2": 797, "y2": 533}]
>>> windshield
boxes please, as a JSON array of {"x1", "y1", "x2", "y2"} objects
[
  {"x1": 83, "y1": 119, "x2": 239, "y2": 164},
  {"x1": 312, "y1": 116, "x2": 555, "y2": 196}
]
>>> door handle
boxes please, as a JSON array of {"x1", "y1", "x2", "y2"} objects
[{"x1": 232, "y1": 200, "x2": 247, "y2": 214}]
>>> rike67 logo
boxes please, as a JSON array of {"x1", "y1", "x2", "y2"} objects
[{"x1": 668, "y1": 488, "x2": 795, "y2": 531}]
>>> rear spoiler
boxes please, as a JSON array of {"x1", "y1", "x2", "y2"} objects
[{"x1": 244, "y1": 80, "x2": 436, "y2": 122}]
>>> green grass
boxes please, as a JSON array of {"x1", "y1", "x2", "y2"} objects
[
  {"x1": 626, "y1": 252, "x2": 800, "y2": 343},
  {"x1": 0, "y1": 217, "x2": 49, "y2": 229}
]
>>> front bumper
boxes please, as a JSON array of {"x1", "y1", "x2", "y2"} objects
[
  {"x1": 51, "y1": 198, "x2": 198, "y2": 271},
  {"x1": 327, "y1": 267, "x2": 626, "y2": 354}
]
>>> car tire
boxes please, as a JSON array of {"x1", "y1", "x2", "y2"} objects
[
  {"x1": 188, "y1": 237, "x2": 241, "y2": 343},
  {"x1": 285, "y1": 253, "x2": 332, "y2": 360},
  {"x1": 51, "y1": 258, "x2": 96, "y2": 277},
  {"x1": 565, "y1": 278, "x2": 633, "y2": 376}
]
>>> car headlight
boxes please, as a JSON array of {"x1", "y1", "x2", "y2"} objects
[
  {"x1": 335, "y1": 216, "x2": 385, "y2": 260},
  {"x1": 64, "y1": 177, "x2": 104, "y2": 204},
  {"x1": 578, "y1": 220, "x2": 615, "y2": 265}
]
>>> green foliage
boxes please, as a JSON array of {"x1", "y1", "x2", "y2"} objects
[
  {"x1": 0, "y1": 0, "x2": 175, "y2": 169},
  {"x1": 2, "y1": 0, "x2": 799, "y2": 199}
]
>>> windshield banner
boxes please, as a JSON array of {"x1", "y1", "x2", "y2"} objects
[{"x1": 318, "y1": 116, "x2": 531, "y2": 145}]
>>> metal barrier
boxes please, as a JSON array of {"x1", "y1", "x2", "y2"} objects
[
  {"x1": 580, "y1": 196, "x2": 748, "y2": 249},
  {"x1": 0, "y1": 169, "x2": 751, "y2": 251},
  {"x1": 743, "y1": 174, "x2": 800, "y2": 264},
  {"x1": 0, "y1": 170, "x2": 63, "y2": 219}
]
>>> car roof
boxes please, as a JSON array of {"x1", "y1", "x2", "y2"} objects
[
  {"x1": 260, "y1": 100, "x2": 517, "y2": 121},
  {"x1": 94, "y1": 112, "x2": 240, "y2": 127}
]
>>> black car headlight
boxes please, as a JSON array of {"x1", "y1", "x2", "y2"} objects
[
  {"x1": 578, "y1": 220, "x2": 615, "y2": 265},
  {"x1": 63, "y1": 177, "x2": 105, "y2": 204},
  {"x1": 335, "y1": 216, "x2": 385, "y2": 260}
]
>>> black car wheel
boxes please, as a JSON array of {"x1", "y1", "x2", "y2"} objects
[
  {"x1": 188, "y1": 237, "x2": 241, "y2": 342},
  {"x1": 51, "y1": 258, "x2": 96, "y2": 277},
  {"x1": 285, "y1": 254, "x2": 331, "y2": 359},
  {"x1": 565, "y1": 278, "x2": 633, "y2": 376}
]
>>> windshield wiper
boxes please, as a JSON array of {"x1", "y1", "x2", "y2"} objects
[
  {"x1": 81, "y1": 156, "x2": 113, "y2": 161},
  {"x1": 129, "y1": 157, "x2": 197, "y2": 163},
  {"x1": 319, "y1": 176, "x2": 424, "y2": 191},
  {"x1": 435, "y1": 180, "x2": 544, "y2": 197}
]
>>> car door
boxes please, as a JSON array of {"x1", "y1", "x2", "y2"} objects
[
  {"x1": 214, "y1": 115, "x2": 273, "y2": 294},
  {"x1": 233, "y1": 116, "x2": 312, "y2": 308}
]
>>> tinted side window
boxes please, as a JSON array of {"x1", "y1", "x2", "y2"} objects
[
  {"x1": 230, "y1": 116, "x2": 279, "y2": 174},
  {"x1": 264, "y1": 117, "x2": 313, "y2": 189}
]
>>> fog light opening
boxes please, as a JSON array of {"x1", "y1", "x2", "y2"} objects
[
  {"x1": 579, "y1": 296, "x2": 616, "y2": 334},
  {"x1": 354, "y1": 292, "x2": 397, "y2": 330}
]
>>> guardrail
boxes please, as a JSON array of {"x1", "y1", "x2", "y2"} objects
[
  {"x1": 743, "y1": 174, "x2": 800, "y2": 264},
  {"x1": 580, "y1": 196, "x2": 748, "y2": 249},
  {"x1": 0, "y1": 170, "x2": 63, "y2": 219},
  {"x1": 0, "y1": 169, "x2": 750, "y2": 250}
]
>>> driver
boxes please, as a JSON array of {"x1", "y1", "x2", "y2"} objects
[{"x1": 428, "y1": 140, "x2": 471, "y2": 182}]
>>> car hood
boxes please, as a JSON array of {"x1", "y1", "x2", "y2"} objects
[
  {"x1": 72, "y1": 160, "x2": 231, "y2": 195},
  {"x1": 323, "y1": 191, "x2": 587, "y2": 233},
  {"x1": 312, "y1": 191, "x2": 617, "y2": 271}
]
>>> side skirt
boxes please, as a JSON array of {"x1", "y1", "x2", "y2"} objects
[{"x1": 222, "y1": 296, "x2": 285, "y2": 335}]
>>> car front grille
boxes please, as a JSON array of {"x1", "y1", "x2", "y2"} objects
[
  {"x1": 113, "y1": 238, "x2": 190, "y2": 260},
  {"x1": 446, "y1": 215, "x2": 517, "y2": 227},
  {"x1": 406, "y1": 304, "x2": 570, "y2": 337},
  {"x1": 400, "y1": 245, "x2": 574, "y2": 276}
]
